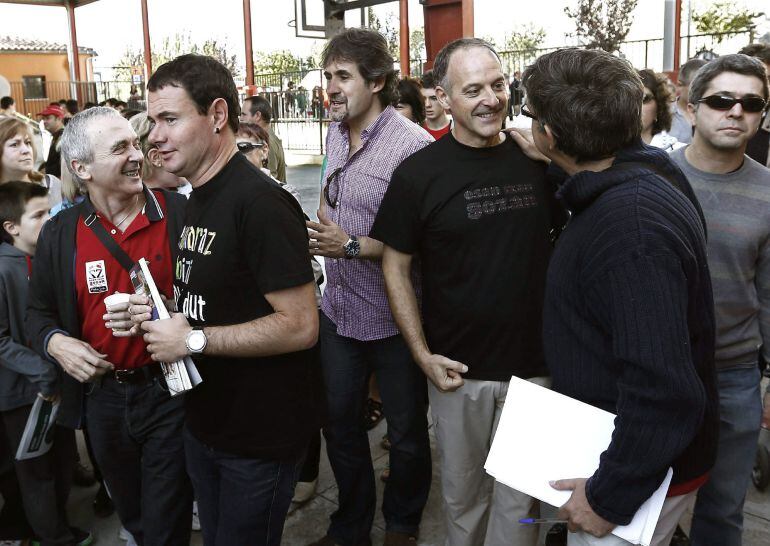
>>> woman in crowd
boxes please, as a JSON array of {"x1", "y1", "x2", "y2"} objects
[
  {"x1": 638, "y1": 69, "x2": 684, "y2": 152},
  {"x1": 237, "y1": 122, "x2": 302, "y2": 202},
  {"x1": 0, "y1": 117, "x2": 62, "y2": 207},
  {"x1": 130, "y1": 112, "x2": 190, "y2": 194},
  {"x1": 393, "y1": 77, "x2": 426, "y2": 125}
]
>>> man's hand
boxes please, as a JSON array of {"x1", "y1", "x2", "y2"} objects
[
  {"x1": 142, "y1": 313, "x2": 192, "y2": 363},
  {"x1": 504, "y1": 127, "x2": 551, "y2": 164},
  {"x1": 551, "y1": 478, "x2": 615, "y2": 537},
  {"x1": 103, "y1": 299, "x2": 135, "y2": 338},
  {"x1": 762, "y1": 391, "x2": 770, "y2": 430},
  {"x1": 417, "y1": 353, "x2": 467, "y2": 392},
  {"x1": 127, "y1": 294, "x2": 176, "y2": 335},
  {"x1": 307, "y1": 208, "x2": 349, "y2": 258},
  {"x1": 47, "y1": 333, "x2": 114, "y2": 383}
]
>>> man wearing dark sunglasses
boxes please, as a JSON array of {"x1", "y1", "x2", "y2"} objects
[{"x1": 670, "y1": 53, "x2": 770, "y2": 546}]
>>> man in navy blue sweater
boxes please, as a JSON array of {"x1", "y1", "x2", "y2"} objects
[{"x1": 520, "y1": 48, "x2": 719, "y2": 545}]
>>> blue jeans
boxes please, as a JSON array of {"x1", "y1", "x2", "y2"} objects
[
  {"x1": 184, "y1": 428, "x2": 304, "y2": 546},
  {"x1": 85, "y1": 375, "x2": 192, "y2": 546},
  {"x1": 690, "y1": 364, "x2": 762, "y2": 546},
  {"x1": 320, "y1": 312, "x2": 431, "y2": 545}
]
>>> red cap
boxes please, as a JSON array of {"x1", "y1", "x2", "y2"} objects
[{"x1": 38, "y1": 104, "x2": 65, "y2": 118}]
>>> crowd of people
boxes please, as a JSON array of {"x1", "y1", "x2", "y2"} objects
[{"x1": 0, "y1": 24, "x2": 769, "y2": 546}]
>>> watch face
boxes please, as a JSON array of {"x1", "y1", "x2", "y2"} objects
[
  {"x1": 188, "y1": 330, "x2": 206, "y2": 352},
  {"x1": 344, "y1": 237, "x2": 360, "y2": 258}
]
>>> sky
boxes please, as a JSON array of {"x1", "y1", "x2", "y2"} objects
[{"x1": 1, "y1": 0, "x2": 769, "y2": 79}]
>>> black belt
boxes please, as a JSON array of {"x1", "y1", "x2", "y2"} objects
[{"x1": 111, "y1": 363, "x2": 164, "y2": 385}]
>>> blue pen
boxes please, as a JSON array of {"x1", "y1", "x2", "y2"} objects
[{"x1": 519, "y1": 518, "x2": 568, "y2": 524}]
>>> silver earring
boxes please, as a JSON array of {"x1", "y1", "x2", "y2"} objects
[{"x1": 214, "y1": 127, "x2": 220, "y2": 134}]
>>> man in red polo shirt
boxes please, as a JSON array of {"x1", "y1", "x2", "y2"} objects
[
  {"x1": 27, "y1": 107, "x2": 191, "y2": 545},
  {"x1": 421, "y1": 70, "x2": 452, "y2": 141}
]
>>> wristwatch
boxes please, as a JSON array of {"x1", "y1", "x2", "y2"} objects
[
  {"x1": 185, "y1": 327, "x2": 207, "y2": 355},
  {"x1": 343, "y1": 235, "x2": 360, "y2": 259}
]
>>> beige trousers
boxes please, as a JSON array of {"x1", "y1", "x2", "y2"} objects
[{"x1": 428, "y1": 376, "x2": 550, "y2": 546}]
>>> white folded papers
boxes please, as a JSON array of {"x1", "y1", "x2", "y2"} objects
[{"x1": 484, "y1": 376, "x2": 672, "y2": 546}]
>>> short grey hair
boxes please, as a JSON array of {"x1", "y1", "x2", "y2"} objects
[
  {"x1": 61, "y1": 106, "x2": 124, "y2": 184},
  {"x1": 432, "y1": 38, "x2": 500, "y2": 91},
  {"x1": 689, "y1": 54, "x2": 770, "y2": 108}
]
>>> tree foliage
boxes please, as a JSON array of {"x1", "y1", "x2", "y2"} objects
[
  {"x1": 692, "y1": 1, "x2": 765, "y2": 42},
  {"x1": 501, "y1": 25, "x2": 547, "y2": 53},
  {"x1": 253, "y1": 50, "x2": 316, "y2": 75},
  {"x1": 367, "y1": 9, "x2": 399, "y2": 59},
  {"x1": 565, "y1": 0, "x2": 639, "y2": 53},
  {"x1": 115, "y1": 32, "x2": 241, "y2": 80}
]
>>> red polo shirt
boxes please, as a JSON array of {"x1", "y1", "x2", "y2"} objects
[
  {"x1": 423, "y1": 121, "x2": 451, "y2": 141},
  {"x1": 75, "y1": 190, "x2": 173, "y2": 370}
]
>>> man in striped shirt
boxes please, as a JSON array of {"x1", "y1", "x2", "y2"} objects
[{"x1": 306, "y1": 28, "x2": 433, "y2": 546}]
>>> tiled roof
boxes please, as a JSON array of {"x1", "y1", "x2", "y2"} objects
[{"x1": 0, "y1": 36, "x2": 96, "y2": 56}]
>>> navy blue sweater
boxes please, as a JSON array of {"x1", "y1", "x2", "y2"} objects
[{"x1": 543, "y1": 143, "x2": 719, "y2": 525}]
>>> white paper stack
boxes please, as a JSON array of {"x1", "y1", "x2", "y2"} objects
[{"x1": 484, "y1": 376, "x2": 672, "y2": 546}]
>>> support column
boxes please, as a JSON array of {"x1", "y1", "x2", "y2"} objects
[
  {"x1": 673, "y1": 0, "x2": 682, "y2": 75},
  {"x1": 141, "y1": 0, "x2": 153, "y2": 78},
  {"x1": 65, "y1": 0, "x2": 81, "y2": 103},
  {"x1": 66, "y1": 0, "x2": 81, "y2": 81},
  {"x1": 422, "y1": 0, "x2": 474, "y2": 71},
  {"x1": 399, "y1": 0, "x2": 410, "y2": 76},
  {"x1": 243, "y1": 0, "x2": 255, "y2": 88}
]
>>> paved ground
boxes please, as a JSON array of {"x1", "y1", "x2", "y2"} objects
[{"x1": 8, "y1": 165, "x2": 770, "y2": 544}]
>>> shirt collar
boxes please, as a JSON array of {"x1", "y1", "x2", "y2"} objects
[
  {"x1": 81, "y1": 184, "x2": 164, "y2": 224},
  {"x1": 336, "y1": 105, "x2": 397, "y2": 144}
]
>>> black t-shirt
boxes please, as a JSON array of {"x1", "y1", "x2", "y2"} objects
[
  {"x1": 177, "y1": 153, "x2": 316, "y2": 460},
  {"x1": 45, "y1": 128, "x2": 63, "y2": 177},
  {"x1": 370, "y1": 133, "x2": 555, "y2": 381}
]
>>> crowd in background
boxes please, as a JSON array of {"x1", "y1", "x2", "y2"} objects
[{"x1": 0, "y1": 26, "x2": 769, "y2": 546}]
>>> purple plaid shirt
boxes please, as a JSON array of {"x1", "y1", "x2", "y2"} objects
[{"x1": 321, "y1": 105, "x2": 433, "y2": 341}]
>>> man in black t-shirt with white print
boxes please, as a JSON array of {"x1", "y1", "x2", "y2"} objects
[
  {"x1": 130, "y1": 54, "x2": 319, "y2": 546},
  {"x1": 371, "y1": 39, "x2": 559, "y2": 546}
]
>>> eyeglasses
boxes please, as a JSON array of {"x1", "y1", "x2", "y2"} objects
[
  {"x1": 698, "y1": 94, "x2": 767, "y2": 113},
  {"x1": 236, "y1": 141, "x2": 266, "y2": 154},
  {"x1": 324, "y1": 167, "x2": 342, "y2": 208},
  {"x1": 643, "y1": 93, "x2": 655, "y2": 104},
  {"x1": 520, "y1": 104, "x2": 538, "y2": 121}
]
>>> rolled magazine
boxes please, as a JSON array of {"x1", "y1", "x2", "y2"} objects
[
  {"x1": 16, "y1": 396, "x2": 59, "y2": 461},
  {"x1": 129, "y1": 258, "x2": 202, "y2": 395}
]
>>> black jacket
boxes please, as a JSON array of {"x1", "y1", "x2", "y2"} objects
[
  {"x1": 543, "y1": 142, "x2": 718, "y2": 525},
  {"x1": 26, "y1": 186, "x2": 186, "y2": 428}
]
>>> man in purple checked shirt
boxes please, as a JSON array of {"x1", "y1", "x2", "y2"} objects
[{"x1": 305, "y1": 28, "x2": 433, "y2": 546}]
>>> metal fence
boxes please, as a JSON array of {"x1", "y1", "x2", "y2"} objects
[
  {"x1": 7, "y1": 31, "x2": 755, "y2": 153},
  {"x1": 5, "y1": 80, "x2": 146, "y2": 118}
]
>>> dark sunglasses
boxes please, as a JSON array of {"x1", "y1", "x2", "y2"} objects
[
  {"x1": 323, "y1": 167, "x2": 342, "y2": 209},
  {"x1": 237, "y1": 141, "x2": 265, "y2": 153},
  {"x1": 520, "y1": 104, "x2": 538, "y2": 121},
  {"x1": 698, "y1": 94, "x2": 767, "y2": 113},
  {"x1": 642, "y1": 93, "x2": 655, "y2": 104}
]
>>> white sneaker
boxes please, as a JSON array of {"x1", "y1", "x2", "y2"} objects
[
  {"x1": 292, "y1": 478, "x2": 318, "y2": 504},
  {"x1": 192, "y1": 501, "x2": 201, "y2": 532}
]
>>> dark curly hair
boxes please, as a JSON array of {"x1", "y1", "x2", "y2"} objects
[
  {"x1": 321, "y1": 27, "x2": 398, "y2": 107},
  {"x1": 638, "y1": 69, "x2": 673, "y2": 135},
  {"x1": 393, "y1": 78, "x2": 425, "y2": 124}
]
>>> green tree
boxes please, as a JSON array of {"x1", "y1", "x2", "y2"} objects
[
  {"x1": 253, "y1": 50, "x2": 315, "y2": 75},
  {"x1": 114, "y1": 32, "x2": 241, "y2": 80},
  {"x1": 367, "y1": 9, "x2": 399, "y2": 59},
  {"x1": 692, "y1": 1, "x2": 764, "y2": 42},
  {"x1": 501, "y1": 24, "x2": 547, "y2": 53},
  {"x1": 410, "y1": 28, "x2": 425, "y2": 62},
  {"x1": 565, "y1": 0, "x2": 639, "y2": 53}
]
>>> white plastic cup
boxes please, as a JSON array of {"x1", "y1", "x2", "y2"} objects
[{"x1": 104, "y1": 292, "x2": 131, "y2": 311}]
